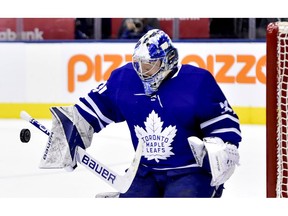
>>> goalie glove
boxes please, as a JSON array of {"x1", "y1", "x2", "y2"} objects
[
  {"x1": 188, "y1": 136, "x2": 240, "y2": 187},
  {"x1": 39, "y1": 106, "x2": 94, "y2": 171},
  {"x1": 187, "y1": 136, "x2": 205, "y2": 167}
]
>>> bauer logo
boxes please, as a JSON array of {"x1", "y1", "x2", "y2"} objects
[
  {"x1": 43, "y1": 132, "x2": 53, "y2": 160},
  {"x1": 81, "y1": 154, "x2": 116, "y2": 184},
  {"x1": 31, "y1": 119, "x2": 49, "y2": 134}
]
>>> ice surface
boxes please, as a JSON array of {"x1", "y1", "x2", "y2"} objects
[
  {"x1": 2, "y1": 119, "x2": 283, "y2": 215},
  {"x1": 0, "y1": 119, "x2": 135, "y2": 197},
  {"x1": 0, "y1": 119, "x2": 265, "y2": 198}
]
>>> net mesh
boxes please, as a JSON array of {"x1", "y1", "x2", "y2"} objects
[{"x1": 276, "y1": 22, "x2": 288, "y2": 197}]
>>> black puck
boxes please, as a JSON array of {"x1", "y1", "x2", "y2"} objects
[{"x1": 20, "y1": 128, "x2": 31, "y2": 143}]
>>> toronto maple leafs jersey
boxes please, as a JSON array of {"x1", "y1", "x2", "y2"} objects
[{"x1": 75, "y1": 63, "x2": 242, "y2": 170}]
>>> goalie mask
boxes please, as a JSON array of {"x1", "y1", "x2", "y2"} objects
[{"x1": 132, "y1": 29, "x2": 178, "y2": 96}]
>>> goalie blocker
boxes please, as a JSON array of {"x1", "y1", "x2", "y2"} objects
[
  {"x1": 39, "y1": 106, "x2": 94, "y2": 169},
  {"x1": 22, "y1": 107, "x2": 143, "y2": 193},
  {"x1": 188, "y1": 136, "x2": 240, "y2": 186}
]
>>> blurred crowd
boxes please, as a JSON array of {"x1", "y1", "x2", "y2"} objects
[
  {"x1": 75, "y1": 18, "x2": 288, "y2": 40},
  {"x1": 0, "y1": 18, "x2": 284, "y2": 41}
]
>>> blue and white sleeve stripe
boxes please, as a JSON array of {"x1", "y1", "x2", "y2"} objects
[
  {"x1": 75, "y1": 95, "x2": 115, "y2": 132},
  {"x1": 200, "y1": 113, "x2": 242, "y2": 144}
]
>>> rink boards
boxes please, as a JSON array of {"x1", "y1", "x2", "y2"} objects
[{"x1": 0, "y1": 41, "x2": 266, "y2": 124}]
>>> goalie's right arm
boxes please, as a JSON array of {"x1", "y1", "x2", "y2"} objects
[{"x1": 188, "y1": 136, "x2": 240, "y2": 187}]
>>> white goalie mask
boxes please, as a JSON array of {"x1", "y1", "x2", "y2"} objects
[{"x1": 132, "y1": 29, "x2": 178, "y2": 96}]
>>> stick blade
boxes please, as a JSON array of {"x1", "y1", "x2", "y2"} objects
[{"x1": 118, "y1": 139, "x2": 143, "y2": 193}]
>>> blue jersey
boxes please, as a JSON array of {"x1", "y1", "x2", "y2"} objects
[{"x1": 75, "y1": 63, "x2": 242, "y2": 170}]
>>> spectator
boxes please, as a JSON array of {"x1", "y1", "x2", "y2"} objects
[
  {"x1": 118, "y1": 18, "x2": 160, "y2": 39},
  {"x1": 101, "y1": 18, "x2": 111, "y2": 39},
  {"x1": 256, "y1": 18, "x2": 288, "y2": 38},
  {"x1": 75, "y1": 18, "x2": 89, "y2": 39},
  {"x1": 209, "y1": 18, "x2": 238, "y2": 39}
]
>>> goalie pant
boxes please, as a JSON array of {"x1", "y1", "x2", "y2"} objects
[{"x1": 117, "y1": 163, "x2": 225, "y2": 197}]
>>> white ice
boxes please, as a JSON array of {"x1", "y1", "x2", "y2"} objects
[
  {"x1": 0, "y1": 119, "x2": 265, "y2": 198},
  {"x1": 3, "y1": 118, "x2": 284, "y2": 216}
]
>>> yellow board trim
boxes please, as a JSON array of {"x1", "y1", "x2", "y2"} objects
[
  {"x1": 0, "y1": 103, "x2": 72, "y2": 119},
  {"x1": 233, "y1": 107, "x2": 266, "y2": 125},
  {"x1": 0, "y1": 103, "x2": 266, "y2": 124}
]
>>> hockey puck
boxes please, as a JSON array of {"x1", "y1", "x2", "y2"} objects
[{"x1": 20, "y1": 128, "x2": 31, "y2": 143}]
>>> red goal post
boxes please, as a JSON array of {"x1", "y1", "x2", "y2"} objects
[{"x1": 267, "y1": 22, "x2": 288, "y2": 198}]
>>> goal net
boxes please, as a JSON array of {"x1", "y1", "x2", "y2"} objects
[{"x1": 267, "y1": 22, "x2": 288, "y2": 198}]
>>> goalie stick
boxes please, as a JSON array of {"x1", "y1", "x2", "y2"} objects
[{"x1": 20, "y1": 110, "x2": 143, "y2": 193}]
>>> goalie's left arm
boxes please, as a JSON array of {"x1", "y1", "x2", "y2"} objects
[{"x1": 188, "y1": 136, "x2": 240, "y2": 187}]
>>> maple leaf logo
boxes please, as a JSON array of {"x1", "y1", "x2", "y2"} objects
[{"x1": 134, "y1": 110, "x2": 177, "y2": 163}]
